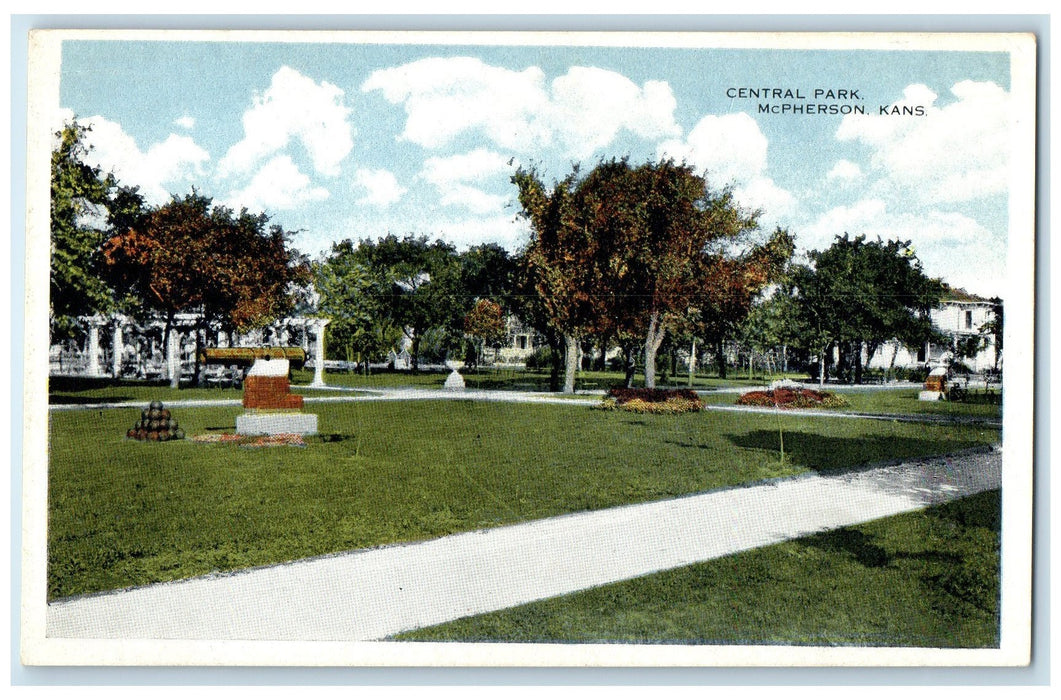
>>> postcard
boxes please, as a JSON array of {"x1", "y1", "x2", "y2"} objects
[{"x1": 20, "y1": 29, "x2": 1036, "y2": 667}]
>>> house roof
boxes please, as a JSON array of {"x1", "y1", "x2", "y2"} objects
[{"x1": 940, "y1": 285, "x2": 991, "y2": 304}]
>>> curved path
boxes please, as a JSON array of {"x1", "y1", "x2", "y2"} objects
[{"x1": 46, "y1": 445, "x2": 1001, "y2": 642}]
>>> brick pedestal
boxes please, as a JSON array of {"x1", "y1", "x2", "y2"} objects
[
  {"x1": 243, "y1": 375, "x2": 304, "y2": 410},
  {"x1": 236, "y1": 358, "x2": 315, "y2": 435}
]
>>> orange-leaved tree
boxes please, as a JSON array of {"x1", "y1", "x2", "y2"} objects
[{"x1": 103, "y1": 192, "x2": 309, "y2": 386}]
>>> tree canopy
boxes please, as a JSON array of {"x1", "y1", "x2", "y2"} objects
[
  {"x1": 514, "y1": 158, "x2": 792, "y2": 390},
  {"x1": 50, "y1": 122, "x2": 116, "y2": 336},
  {"x1": 101, "y1": 192, "x2": 309, "y2": 386},
  {"x1": 786, "y1": 234, "x2": 945, "y2": 384}
]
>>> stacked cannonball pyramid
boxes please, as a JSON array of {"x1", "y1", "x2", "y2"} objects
[{"x1": 126, "y1": 400, "x2": 186, "y2": 442}]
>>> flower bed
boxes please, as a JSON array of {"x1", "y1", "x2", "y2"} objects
[
  {"x1": 191, "y1": 433, "x2": 307, "y2": 448},
  {"x1": 737, "y1": 387, "x2": 848, "y2": 409},
  {"x1": 600, "y1": 387, "x2": 703, "y2": 414}
]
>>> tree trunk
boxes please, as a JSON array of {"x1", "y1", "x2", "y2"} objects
[
  {"x1": 548, "y1": 336, "x2": 563, "y2": 393},
  {"x1": 715, "y1": 339, "x2": 727, "y2": 379},
  {"x1": 562, "y1": 333, "x2": 579, "y2": 394},
  {"x1": 818, "y1": 342, "x2": 829, "y2": 388},
  {"x1": 623, "y1": 344, "x2": 636, "y2": 388},
  {"x1": 644, "y1": 312, "x2": 666, "y2": 389},
  {"x1": 688, "y1": 338, "x2": 697, "y2": 388},
  {"x1": 410, "y1": 332, "x2": 420, "y2": 371},
  {"x1": 854, "y1": 341, "x2": 864, "y2": 385}
]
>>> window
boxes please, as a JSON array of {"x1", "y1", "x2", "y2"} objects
[{"x1": 965, "y1": 310, "x2": 973, "y2": 329}]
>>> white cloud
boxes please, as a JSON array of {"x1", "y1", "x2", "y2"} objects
[
  {"x1": 362, "y1": 57, "x2": 679, "y2": 159},
  {"x1": 734, "y1": 176, "x2": 797, "y2": 219},
  {"x1": 826, "y1": 159, "x2": 862, "y2": 182},
  {"x1": 226, "y1": 155, "x2": 329, "y2": 212},
  {"x1": 657, "y1": 111, "x2": 795, "y2": 222},
  {"x1": 801, "y1": 198, "x2": 889, "y2": 251},
  {"x1": 335, "y1": 209, "x2": 531, "y2": 254},
  {"x1": 219, "y1": 66, "x2": 353, "y2": 179},
  {"x1": 420, "y1": 149, "x2": 514, "y2": 215},
  {"x1": 436, "y1": 185, "x2": 510, "y2": 215},
  {"x1": 801, "y1": 198, "x2": 1005, "y2": 295},
  {"x1": 175, "y1": 115, "x2": 196, "y2": 130},
  {"x1": 72, "y1": 114, "x2": 210, "y2": 205},
  {"x1": 835, "y1": 81, "x2": 1012, "y2": 203},
  {"x1": 353, "y1": 168, "x2": 406, "y2": 207},
  {"x1": 429, "y1": 214, "x2": 531, "y2": 251},
  {"x1": 658, "y1": 113, "x2": 768, "y2": 187},
  {"x1": 548, "y1": 67, "x2": 680, "y2": 159},
  {"x1": 421, "y1": 149, "x2": 513, "y2": 185}
]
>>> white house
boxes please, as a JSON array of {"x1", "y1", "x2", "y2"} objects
[{"x1": 868, "y1": 287, "x2": 1000, "y2": 374}]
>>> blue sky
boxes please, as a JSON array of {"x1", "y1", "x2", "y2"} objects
[{"x1": 56, "y1": 35, "x2": 1018, "y2": 297}]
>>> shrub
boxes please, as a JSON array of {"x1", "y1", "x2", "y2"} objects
[{"x1": 524, "y1": 346, "x2": 557, "y2": 370}]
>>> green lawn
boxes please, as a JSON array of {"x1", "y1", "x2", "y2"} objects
[
  {"x1": 48, "y1": 375, "x2": 361, "y2": 405},
  {"x1": 294, "y1": 367, "x2": 810, "y2": 393},
  {"x1": 825, "y1": 388, "x2": 1002, "y2": 420},
  {"x1": 48, "y1": 399, "x2": 998, "y2": 600},
  {"x1": 397, "y1": 490, "x2": 1001, "y2": 648}
]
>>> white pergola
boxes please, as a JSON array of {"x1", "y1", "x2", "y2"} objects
[{"x1": 55, "y1": 313, "x2": 333, "y2": 386}]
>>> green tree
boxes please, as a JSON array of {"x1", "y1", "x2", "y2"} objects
[
  {"x1": 789, "y1": 234, "x2": 945, "y2": 385},
  {"x1": 460, "y1": 243, "x2": 516, "y2": 308},
  {"x1": 314, "y1": 240, "x2": 401, "y2": 371},
  {"x1": 50, "y1": 121, "x2": 116, "y2": 337},
  {"x1": 514, "y1": 158, "x2": 791, "y2": 391},
  {"x1": 349, "y1": 234, "x2": 464, "y2": 370}
]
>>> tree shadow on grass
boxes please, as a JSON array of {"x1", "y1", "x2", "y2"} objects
[
  {"x1": 49, "y1": 376, "x2": 160, "y2": 404},
  {"x1": 801, "y1": 527, "x2": 962, "y2": 569},
  {"x1": 713, "y1": 430, "x2": 986, "y2": 474},
  {"x1": 316, "y1": 433, "x2": 356, "y2": 443},
  {"x1": 926, "y1": 489, "x2": 1001, "y2": 533},
  {"x1": 50, "y1": 394, "x2": 137, "y2": 405}
]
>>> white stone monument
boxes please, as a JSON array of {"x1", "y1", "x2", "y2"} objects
[
  {"x1": 919, "y1": 366, "x2": 948, "y2": 401},
  {"x1": 236, "y1": 357, "x2": 318, "y2": 436},
  {"x1": 444, "y1": 359, "x2": 466, "y2": 390}
]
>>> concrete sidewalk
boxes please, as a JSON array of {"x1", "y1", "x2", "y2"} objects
[{"x1": 46, "y1": 446, "x2": 1001, "y2": 642}]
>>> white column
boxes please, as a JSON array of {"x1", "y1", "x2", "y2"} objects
[
  {"x1": 85, "y1": 316, "x2": 103, "y2": 376},
  {"x1": 111, "y1": 317, "x2": 124, "y2": 378},
  {"x1": 311, "y1": 318, "x2": 330, "y2": 387},
  {"x1": 167, "y1": 330, "x2": 181, "y2": 384}
]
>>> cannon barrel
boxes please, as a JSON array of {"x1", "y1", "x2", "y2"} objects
[{"x1": 198, "y1": 346, "x2": 307, "y2": 370}]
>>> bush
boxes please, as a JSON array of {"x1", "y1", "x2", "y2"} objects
[
  {"x1": 524, "y1": 346, "x2": 557, "y2": 370},
  {"x1": 894, "y1": 365, "x2": 932, "y2": 383}
]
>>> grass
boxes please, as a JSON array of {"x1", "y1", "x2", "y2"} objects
[
  {"x1": 48, "y1": 399, "x2": 998, "y2": 600},
  {"x1": 294, "y1": 367, "x2": 810, "y2": 393},
  {"x1": 825, "y1": 388, "x2": 1002, "y2": 420},
  {"x1": 47, "y1": 375, "x2": 361, "y2": 405},
  {"x1": 396, "y1": 490, "x2": 1001, "y2": 648},
  {"x1": 699, "y1": 386, "x2": 1001, "y2": 421}
]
